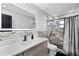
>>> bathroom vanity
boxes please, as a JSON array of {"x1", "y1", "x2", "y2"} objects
[{"x1": 0, "y1": 38, "x2": 48, "y2": 56}]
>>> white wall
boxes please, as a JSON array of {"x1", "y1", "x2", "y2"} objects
[{"x1": 1, "y1": 8, "x2": 35, "y2": 29}]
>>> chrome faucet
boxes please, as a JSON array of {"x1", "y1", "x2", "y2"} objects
[
  {"x1": 23, "y1": 31, "x2": 34, "y2": 41},
  {"x1": 23, "y1": 31, "x2": 27, "y2": 41}
]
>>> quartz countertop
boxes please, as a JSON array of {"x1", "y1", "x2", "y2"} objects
[{"x1": 0, "y1": 37, "x2": 48, "y2": 56}]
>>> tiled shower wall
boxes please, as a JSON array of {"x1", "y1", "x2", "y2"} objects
[{"x1": 37, "y1": 29, "x2": 64, "y2": 49}]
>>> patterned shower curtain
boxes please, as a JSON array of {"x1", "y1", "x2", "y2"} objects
[{"x1": 63, "y1": 15, "x2": 79, "y2": 56}]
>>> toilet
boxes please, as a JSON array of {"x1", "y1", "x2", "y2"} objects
[{"x1": 48, "y1": 43, "x2": 57, "y2": 56}]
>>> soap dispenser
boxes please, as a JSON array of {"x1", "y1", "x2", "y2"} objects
[
  {"x1": 23, "y1": 35, "x2": 27, "y2": 41},
  {"x1": 31, "y1": 34, "x2": 34, "y2": 39},
  {"x1": 23, "y1": 30, "x2": 27, "y2": 41}
]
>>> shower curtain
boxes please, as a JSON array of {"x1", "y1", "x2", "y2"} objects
[{"x1": 63, "y1": 15, "x2": 79, "y2": 56}]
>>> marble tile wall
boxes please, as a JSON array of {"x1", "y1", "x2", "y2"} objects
[
  {"x1": 0, "y1": 30, "x2": 36, "y2": 41},
  {"x1": 37, "y1": 29, "x2": 64, "y2": 48}
]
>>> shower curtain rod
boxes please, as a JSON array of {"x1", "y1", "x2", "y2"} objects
[
  {"x1": 57, "y1": 15, "x2": 78, "y2": 20},
  {"x1": 48, "y1": 14, "x2": 79, "y2": 21}
]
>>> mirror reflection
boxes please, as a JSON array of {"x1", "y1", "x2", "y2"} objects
[{"x1": 1, "y1": 3, "x2": 35, "y2": 29}]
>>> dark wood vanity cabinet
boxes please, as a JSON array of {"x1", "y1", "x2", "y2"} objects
[{"x1": 16, "y1": 41, "x2": 48, "y2": 56}]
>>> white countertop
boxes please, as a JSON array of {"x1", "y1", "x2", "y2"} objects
[{"x1": 0, "y1": 37, "x2": 48, "y2": 56}]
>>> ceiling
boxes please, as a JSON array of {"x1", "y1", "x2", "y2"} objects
[
  {"x1": 1, "y1": 3, "x2": 35, "y2": 18},
  {"x1": 1, "y1": 3, "x2": 79, "y2": 18},
  {"x1": 35, "y1": 3, "x2": 79, "y2": 17}
]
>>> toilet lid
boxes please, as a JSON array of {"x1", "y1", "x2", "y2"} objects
[{"x1": 48, "y1": 43, "x2": 57, "y2": 50}]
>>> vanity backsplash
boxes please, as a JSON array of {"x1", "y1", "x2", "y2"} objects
[{"x1": 0, "y1": 30, "x2": 36, "y2": 41}]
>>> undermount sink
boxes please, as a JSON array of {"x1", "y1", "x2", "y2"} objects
[{"x1": 19, "y1": 40, "x2": 33, "y2": 46}]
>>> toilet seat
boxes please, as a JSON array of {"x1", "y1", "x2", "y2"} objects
[{"x1": 48, "y1": 43, "x2": 57, "y2": 51}]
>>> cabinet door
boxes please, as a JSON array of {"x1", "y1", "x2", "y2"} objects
[{"x1": 33, "y1": 41, "x2": 48, "y2": 56}]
